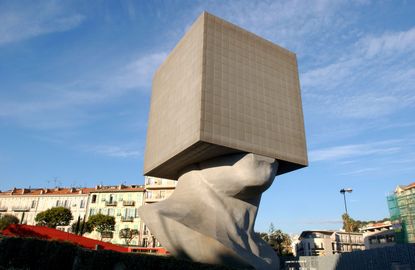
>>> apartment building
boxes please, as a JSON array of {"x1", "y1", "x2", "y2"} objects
[
  {"x1": 360, "y1": 221, "x2": 395, "y2": 249},
  {"x1": 0, "y1": 180, "x2": 178, "y2": 248},
  {"x1": 85, "y1": 185, "x2": 145, "y2": 246},
  {"x1": 0, "y1": 187, "x2": 91, "y2": 231},
  {"x1": 296, "y1": 230, "x2": 364, "y2": 256}
]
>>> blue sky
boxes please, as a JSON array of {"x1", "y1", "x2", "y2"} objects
[{"x1": 0, "y1": 0, "x2": 414, "y2": 234}]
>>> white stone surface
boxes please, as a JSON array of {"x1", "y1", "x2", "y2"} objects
[{"x1": 138, "y1": 153, "x2": 280, "y2": 270}]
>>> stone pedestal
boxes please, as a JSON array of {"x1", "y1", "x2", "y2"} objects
[{"x1": 138, "y1": 153, "x2": 280, "y2": 270}]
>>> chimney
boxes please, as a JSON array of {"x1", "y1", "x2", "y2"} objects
[
  {"x1": 69, "y1": 188, "x2": 75, "y2": 193},
  {"x1": 54, "y1": 187, "x2": 60, "y2": 192}
]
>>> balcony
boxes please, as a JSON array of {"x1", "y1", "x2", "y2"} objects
[
  {"x1": 121, "y1": 216, "x2": 134, "y2": 222},
  {"x1": 123, "y1": 200, "x2": 135, "y2": 206},
  {"x1": 101, "y1": 232, "x2": 114, "y2": 238},
  {"x1": 146, "y1": 182, "x2": 176, "y2": 189},
  {"x1": 145, "y1": 195, "x2": 167, "y2": 203},
  {"x1": 0, "y1": 207, "x2": 7, "y2": 212},
  {"x1": 105, "y1": 201, "x2": 117, "y2": 207},
  {"x1": 12, "y1": 207, "x2": 30, "y2": 212}
]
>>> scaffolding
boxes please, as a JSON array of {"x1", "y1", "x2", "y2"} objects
[{"x1": 387, "y1": 187, "x2": 415, "y2": 243}]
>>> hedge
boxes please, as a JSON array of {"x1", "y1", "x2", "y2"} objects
[{"x1": 0, "y1": 236, "x2": 244, "y2": 270}]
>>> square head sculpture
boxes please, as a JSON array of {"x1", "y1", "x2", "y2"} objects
[{"x1": 144, "y1": 12, "x2": 308, "y2": 180}]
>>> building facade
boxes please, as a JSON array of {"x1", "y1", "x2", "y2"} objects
[
  {"x1": 0, "y1": 187, "x2": 91, "y2": 231},
  {"x1": 360, "y1": 221, "x2": 396, "y2": 249},
  {"x1": 84, "y1": 185, "x2": 145, "y2": 246},
  {"x1": 387, "y1": 182, "x2": 415, "y2": 243},
  {"x1": 0, "y1": 180, "x2": 177, "y2": 248},
  {"x1": 296, "y1": 230, "x2": 365, "y2": 256}
]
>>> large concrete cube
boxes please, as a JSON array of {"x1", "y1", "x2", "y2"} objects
[{"x1": 144, "y1": 12, "x2": 308, "y2": 180}]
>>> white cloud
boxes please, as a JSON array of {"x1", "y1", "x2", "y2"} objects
[
  {"x1": 340, "y1": 168, "x2": 377, "y2": 175},
  {"x1": 84, "y1": 144, "x2": 141, "y2": 158},
  {"x1": 0, "y1": 51, "x2": 166, "y2": 129},
  {"x1": 359, "y1": 27, "x2": 415, "y2": 58},
  {"x1": 110, "y1": 52, "x2": 167, "y2": 89},
  {"x1": 302, "y1": 26, "x2": 415, "y2": 120},
  {"x1": 309, "y1": 140, "x2": 401, "y2": 162},
  {"x1": 203, "y1": 0, "x2": 357, "y2": 52},
  {"x1": 0, "y1": 1, "x2": 84, "y2": 45}
]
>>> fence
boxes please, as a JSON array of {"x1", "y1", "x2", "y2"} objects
[{"x1": 284, "y1": 244, "x2": 415, "y2": 270}]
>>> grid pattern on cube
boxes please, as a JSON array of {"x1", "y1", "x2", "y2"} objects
[
  {"x1": 144, "y1": 12, "x2": 307, "y2": 179},
  {"x1": 200, "y1": 13, "x2": 307, "y2": 166},
  {"x1": 144, "y1": 15, "x2": 204, "y2": 174}
]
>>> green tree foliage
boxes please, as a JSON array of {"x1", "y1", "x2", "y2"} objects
[
  {"x1": 35, "y1": 207, "x2": 73, "y2": 228},
  {"x1": 87, "y1": 214, "x2": 115, "y2": 240},
  {"x1": 259, "y1": 223, "x2": 292, "y2": 256},
  {"x1": 119, "y1": 228, "x2": 139, "y2": 246},
  {"x1": 70, "y1": 218, "x2": 93, "y2": 235},
  {"x1": 342, "y1": 214, "x2": 390, "y2": 232},
  {"x1": 0, "y1": 214, "x2": 19, "y2": 230}
]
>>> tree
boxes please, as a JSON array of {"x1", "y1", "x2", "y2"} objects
[
  {"x1": 87, "y1": 214, "x2": 115, "y2": 240},
  {"x1": 0, "y1": 214, "x2": 19, "y2": 230},
  {"x1": 71, "y1": 218, "x2": 93, "y2": 235},
  {"x1": 119, "y1": 228, "x2": 139, "y2": 246},
  {"x1": 35, "y1": 207, "x2": 73, "y2": 228},
  {"x1": 342, "y1": 214, "x2": 389, "y2": 232},
  {"x1": 259, "y1": 223, "x2": 293, "y2": 256}
]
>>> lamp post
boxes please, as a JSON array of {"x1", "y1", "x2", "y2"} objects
[{"x1": 340, "y1": 188, "x2": 353, "y2": 252}]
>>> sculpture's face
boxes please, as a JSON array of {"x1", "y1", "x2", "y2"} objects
[{"x1": 199, "y1": 153, "x2": 278, "y2": 199}]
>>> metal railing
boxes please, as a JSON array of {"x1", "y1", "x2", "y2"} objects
[
  {"x1": 122, "y1": 201, "x2": 135, "y2": 206},
  {"x1": 105, "y1": 201, "x2": 117, "y2": 207}
]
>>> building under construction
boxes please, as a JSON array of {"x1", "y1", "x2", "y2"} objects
[{"x1": 387, "y1": 182, "x2": 415, "y2": 243}]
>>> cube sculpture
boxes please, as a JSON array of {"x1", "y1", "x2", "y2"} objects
[
  {"x1": 140, "y1": 12, "x2": 308, "y2": 270},
  {"x1": 144, "y1": 12, "x2": 307, "y2": 180}
]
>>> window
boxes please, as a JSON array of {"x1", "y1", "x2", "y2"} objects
[
  {"x1": 89, "y1": 208, "x2": 95, "y2": 216},
  {"x1": 146, "y1": 191, "x2": 152, "y2": 199},
  {"x1": 64, "y1": 200, "x2": 69, "y2": 208},
  {"x1": 80, "y1": 200, "x2": 85, "y2": 208},
  {"x1": 108, "y1": 209, "x2": 115, "y2": 216},
  {"x1": 56, "y1": 200, "x2": 60, "y2": 207},
  {"x1": 109, "y1": 194, "x2": 114, "y2": 203},
  {"x1": 31, "y1": 200, "x2": 36, "y2": 208},
  {"x1": 91, "y1": 195, "x2": 97, "y2": 203}
]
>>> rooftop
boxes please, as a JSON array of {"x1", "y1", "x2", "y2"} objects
[{"x1": 0, "y1": 187, "x2": 94, "y2": 196}]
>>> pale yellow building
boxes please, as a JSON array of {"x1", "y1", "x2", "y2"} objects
[
  {"x1": 85, "y1": 185, "x2": 145, "y2": 246},
  {"x1": 0, "y1": 187, "x2": 91, "y2": 231}
]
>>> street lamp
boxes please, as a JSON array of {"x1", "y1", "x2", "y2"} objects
[{"x1": 340, "y1": 188, "x2": 353, "y2": 252}]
